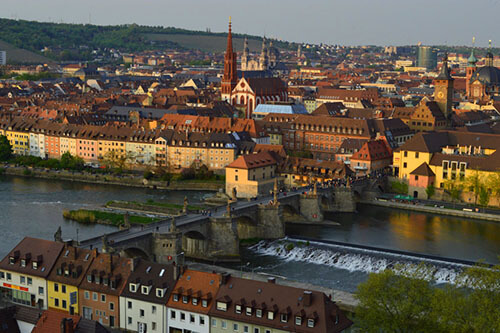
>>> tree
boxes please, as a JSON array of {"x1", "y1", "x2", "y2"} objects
[
  {"x1": 478, "y1": 185, "x2": 490, "y2": 208},
  {"x1": 462, "y1": 169, "x2": 484, "y2": 206},
  {"x1": 355, "y1": 264, "x2": 439, "y2": 332},
  {"x1": 0, "y1": 135, "x2": 13, "y2": 161},
  {"x1": 444, "y1": 179, "x2": 462, "y2": 207},
  {"x1": 102, "y1": 150, "x2": 132, "y2": 171},
  {"x1": 391, "y1": 181, "x2": 408, "y2": 194},
  {"x1": 488, "y1": 171, "x2": 500, "y2": 205},
  {"x1": 60, "y1": 152, "x2": 84, "y2": 170},
  {"x1": 425, "y1": 184, "x2": 435, "y2": 200}
]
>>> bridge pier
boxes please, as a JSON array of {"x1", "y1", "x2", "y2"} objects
[
  {"x1": 257, "y1": 204, "x2": 285, "y2": 238},
  {"x1": 331, "y1": 188, "x2": 356, "y2": 212},
  {"x1": 207, "y1": 216, "x2": 240, "y2": 260},
  {"x1": 299, "y1": 194, "x2": 324, "y2": 222}
]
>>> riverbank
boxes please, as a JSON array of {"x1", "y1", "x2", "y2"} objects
[
  {"x1": 63, "y1": 209, "x2": 160, "y2": 226},
  {"x1": 363, "y1": 199, "x2": 500, "y2": 222},
  {"x1": 0, "y1": 165, "x2": 223, "y2": 191},
  {"x1": 187, "y1": 261, "x2": 358, "y2": 313}
]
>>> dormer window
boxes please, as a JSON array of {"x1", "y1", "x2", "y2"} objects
[
  {"x1": 142, "y1": 285, "x2": 151, "y2": 295},
  {"x1": 295, "y1": 316, "x2": 302, "y2": 325},
  {"x1": 280, "y1": 313, "x2": 288, "y2": 322},
  {"x1": 216, "y1": 301, "x2": 227, "y2": 311},
  {"x1": 129, "y1": 283, "x2": 137, "y2": 292},
  {"x1": 86, "y1": 274, "x2": 92, "y2": 283},
  {"x1": 21, "y1": 259, "x2": 26, "y2": 267},
  {"x1": 267, "y1": 311, "x2": 274, "y2": 320},
  {"x1": 32, "y1": 261, "x2": 38, "y2": 270},
  {"x1": 192, "y1": 297, "x2": 198, "y2": 306},
  {"x1": 9, "y1": 257, "x2": 14, "y2": 265},
  {"x1": 235, "y1": 305, "x2": 242, "y2": 314},
  {"x1": 182, "y1": 295, "x2": 189, "y2": 303},
  {"x1": 173, "y1": 294, "x2": 179, "y2": 302},
  {"x1": 307, "y1": 318, "x2": 315, "y2": 328},
  {"x1": 256, "y1": 309, "x2": 262, "y2": 318},
  {"x1": 156, "y1": 289, "x2": 164, "y2": 298},
  {"x1": 202, "y1": 299, "x2": 208, "y2": 307},
  {"x1": 246, "y1": 307, "x2": 252, "y2": 316}
]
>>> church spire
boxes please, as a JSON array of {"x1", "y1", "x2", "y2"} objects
[
  {"x1": 436, "y1": 53, "x2": 452, "y2": 80},
  {"x1": 226, "y1": 17, "x2": 233, "y2": 55},
  {"x1": 221, "y1": 17, "x2": 238, "y2": 101},
  {"x1": 485, "y1": 40, "x2": 494, "y2": 67}
]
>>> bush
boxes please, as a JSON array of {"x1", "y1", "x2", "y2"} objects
[
  {"x1": 285, "y1": 243, "x2": 295, "y2": 251},
  {"x1": 391, "y1": 181, "x2": 408, "y2": 194},
  {"x1": 180, "y1": 167, "x2": 195, "y2": 180},
  {"x1": 143, "y1": 171, "x2": 154, "y2": 180}
]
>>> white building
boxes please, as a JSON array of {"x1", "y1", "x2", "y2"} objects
[{"x1": 119, "y1": 260, "x2": 176, "y2": 333}]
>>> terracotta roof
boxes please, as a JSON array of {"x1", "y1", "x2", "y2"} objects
[
  {"x1": 47, "y1": 244, "x2": 95, "y2": 286},
  {"x1": 167, "y1": 269, "x2": 221, "y2": 314},
  {"x1": 32, "y1": 310, "x2": 80, "y2": 333},
  {"x1": 351, "y1": 140, "x2": 392, "y2": 161},
  {"x1": 410, "y1": 162, "x2": 435, "y2": 176},
  {"x1": 226, "y1": 152, "x2": 277, "y2": 169}
]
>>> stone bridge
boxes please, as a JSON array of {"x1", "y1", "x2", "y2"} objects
[{"x1": 79, "y1": 179, "x2": 380, "y2": 263}]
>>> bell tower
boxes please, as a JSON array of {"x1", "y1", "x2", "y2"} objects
[
  {"x1": 221, "y1": 17, "x2": 238, "y2": 103},
  {"x1": 434, "y1": 53, "x2": 454, "y2": 124},
  {"x1": 466, "y1": 37, "x2": 478, "y2": 99}
]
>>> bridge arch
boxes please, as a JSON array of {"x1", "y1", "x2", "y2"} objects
[
  {"x1": 183, "y1": 231, "x2": 208, "y2": 258},
  {"x1": 236, "y1": 215, "x2": 259, "y2": 240},
  {"x1": 121, "y1": 247, "x2": 150, "y2": 260},
  {"x1": 282, "y1": 204, "x2": 303, "y2": 223}
]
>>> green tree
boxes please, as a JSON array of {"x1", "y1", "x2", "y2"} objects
[
  {"x1": 60, "y1": 152, "x2": 84, "y2": 170},
  {"x1": 488, "y1": 171, "x2": 500, "y2": 204},
  {"x1": 391, "y1": 181, "x2": 408, "y2": 194},
  {"x1": 462, "y1": 169, "x2": 483, "y2": 206},
  {"x1": 0, "y1": 135, "x2": 13, "y2": 161},
  {"x1": 444, "y1": 179, "x2": 463, "y2": 207},
  {"x1": 425, "y1": 184, "x2": 435, "y2": 199},
  {"x1": 355, "y1": 264, "x2": 439, "y2": 332},
  {"x1": 478, "y1": 185, "x2": 490, "y2": 208}
]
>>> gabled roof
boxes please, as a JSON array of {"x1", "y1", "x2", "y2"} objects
[
  {"x1": 410, "y1": 162, "x2": 435, "y2": 177},
  {"x1": 226, "y1": 152, "x2": 277, "y2": 169}
]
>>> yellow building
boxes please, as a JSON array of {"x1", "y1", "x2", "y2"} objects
[
  {"x1": 5, "y1": 122, "x2": 30, "y2": 156},
  {"x1": 46, "y1": 246, "x2": 94, "y2": 315},
  {"x1": 393, "y1": 131, "x2": 500, "y2": 202},
  {"x1": 225, "y1": 152, "x2": 277, "y2": 198}
]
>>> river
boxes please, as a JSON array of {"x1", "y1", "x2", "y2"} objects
[{"x1": 2, "y1": 176, "x2": 500, "y2": 293}]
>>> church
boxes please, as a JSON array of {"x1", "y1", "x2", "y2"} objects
[
  {"x1": 466, "y1": 41, "x2": 500, "y2": 103},
  {"x1": 220, "y1": 19, "x2": 288, "y2": 119},
  {"x1": 241, "y1": 37, "x2": 280, "y2": 71}
]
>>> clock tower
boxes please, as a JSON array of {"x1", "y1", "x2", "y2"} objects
[{"x1": 434, "y1": 53, "x2": 454, "y2": 124}]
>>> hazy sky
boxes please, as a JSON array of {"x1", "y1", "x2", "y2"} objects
[{"x1": 2, "y1": 0, "x2": 499, "y2": 47}]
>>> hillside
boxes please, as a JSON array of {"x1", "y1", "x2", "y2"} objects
[
  {"x1": 0, "y1": 18, "x2": 294, "y2": 62},
  {"x1": 145, "y1": 33, "x2": 280, "y2": 53},
  {"x1": 0, "y1": 40, "x2": 52, "y2": 64}
]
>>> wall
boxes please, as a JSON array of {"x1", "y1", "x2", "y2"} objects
[
  {"x1": 0, "y1": 270, "x2": 47, "y2": 309},
  {"x1": 47, "y1": 281, "x2": 79, "y2": 314},
  {"x1": 167, "y1": 308, "x2": 209, "y2": 333},
  {"x1": 120, "y1": 297, "x2": 167, "y2": 333}
]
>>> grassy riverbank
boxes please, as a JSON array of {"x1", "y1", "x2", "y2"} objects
[
  {"x1": 63, "y1": 209, "x2": 160, "y2": 226},
  {"x1": 105, "y1": 199, "x2": 206, "y2": 215}
]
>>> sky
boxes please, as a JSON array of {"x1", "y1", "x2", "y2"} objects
[{"x1": 2, "y1": 0, "x2": 500, "y2": 47}]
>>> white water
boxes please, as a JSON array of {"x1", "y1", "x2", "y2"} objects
[{"x1": 249, "y1": 238, "x2": 470, "y2": 285}]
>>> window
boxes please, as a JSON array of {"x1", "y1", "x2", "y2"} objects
[
  {"x1": 93, "y1": 293, "x2": 98, "y2": 301},
  {"x1": 127, "y1": 301, "x2": 132, "y2": 309},
  {"x1": 235, "y1": 305, "x2": 242, "y2": 314},
  {"x1": 256, "y1": 309, "x2": 262, "y2": 318},
  {"x1": 403, "y1": 162, "x2": 407, "y2": 168},
  {"x1": 307, "y1": 318, "x2": 315, "y2": 328},
  {"x1": 217, "y1": 301, "x2": 227, "y2": 311},
  {"x1": 140, "y1": 309, "x2": 145, "y2": 317},
  {"x1": 190, "y1": 314, "x2": 195, "y2": 323},
  {"x1": 280, "y1": 313, "x2": 288, "y2": 322},
  {"x1": 109, "y1": 302, "x2": 114, "y2": 311},
  {"x1": 254, "y1": 328, "x2": 260, "y2": 333},
  {"x1": 0, "y1": 272, "x2": 3, "y2": 279},
  {"x1": 246, "y1": 307, "x2": 252, "y2": 316},
  {"x1": 192, "y1": 297, "x2": 198, "y2": 306},
  {"x1": 152, "y1": 322, "x2": 157, "y2": 331},
  {"x1": 62, "y1": 285, "x2": 66, "y2": 294},
  {"x1": 244, "y1": 326, "x2": 249, "y2": 333},
  {"x1": 38, "y1": 287, "x2": 44, "y2": 295},
  {"x1": 27, "y1": 277, "x2": 32, "y2": 285},
  {"x1": 62, "y1": 300, "x2": 67, "y2": 309},
  {"x1": 173, "y1": 294, "x2": 179, "y2": 302},
  {"x1": 221, "y1": 320, "x2": 227, "y2": 329},
  {"x1": 84, "y1": 291, "x2": 90, "y2": 299},
  {"x1": 267, "y1": 311, "x2": 274, "y2": 320},
  {"x1": 128, "y1": 317, "x2": 132, "y2": 325},
  {"x1": 170, "y1": 310, "x2": 176, "y2": 319},
  {"x1": 404, "y1": 151, "x2": 408, "y2": 157},
  {"x1": 182, "y1": 295, "x2": 188, "y2": 303},
  {"x1": 129, "y1": 284, "x2": 136, "y2": 292},
  {"x1": 180, "y1": 312, "x2": 185, "y2": 321},
  {"x1": 20, "y1": 276, "x2": 25, "y2": 284},
  {"x1": 55, "y1": 298, "x2": 59, "y2": 307},
  {"x1": 152, "y1": 305, "x2": 156, "y2": 314},
  {"x1": 6, "y1": 273, "x2": 11, "y2": 281},
  {"x1": 101, "y1": 294, "x2": 106, "y2": 302},
  {"x1": 212, "y1": 319, "x2": 217, "y2": 327},
  {"x1": 54, "y1": 283, "x2": 59, "y2": 292},
  {"x1": 200, "y1": 316, "x2": 205, "y2": 325},
  {"x1": 233, "y1": 323, "x2": 239, "y2": 331},
  {"x1": 415, "y1": 152, "x2": 419, "y2": 158},
  {"x1": 295, "y1": 316, "x2": 302, "y2": 325}
]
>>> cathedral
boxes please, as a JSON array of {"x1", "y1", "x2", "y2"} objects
[
  {"x1": 241, "y1": 37, "x2": 280, "y2": 71},
  {"x1": 221, "y1": 19, "x2": 288, "y2": 119},
  {"x1": 466, "y1": 41, "x2": 500, "y2": 103}
]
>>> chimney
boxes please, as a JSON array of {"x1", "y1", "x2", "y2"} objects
[
  {"x1": 109, "y1": 254, "x2": 114, "y2": 273},
  {"x1": 130, "y1": 257, "x2": 139, "y2": 272},
  {"x1": 219, "y1": 273, "x2": 230, "y2": 286},
  {"x1": 60, "y1": 318, "x2": 74, "y2": 333},
  {"x1": 303, "y1": 291, "x2": 312, "y2": 307},
  {"x1": 267, "y1": 277, "x2": 276, "y2": 284}
]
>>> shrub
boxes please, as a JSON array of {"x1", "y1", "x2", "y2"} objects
[
  {"x1": 143, "y1": 171, "x2": 154, "y2": 180},
  {"x1": 285, "y1": 243, "x2": 295, "y2": 251}
]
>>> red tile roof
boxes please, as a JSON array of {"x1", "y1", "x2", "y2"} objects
[{"x1": 226, "y1": 152, "x2": 277, "y2": 169}]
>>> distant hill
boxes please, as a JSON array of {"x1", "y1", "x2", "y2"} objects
[
  {"x1": 0, "y1": 40, "x2": 52, "y2": 64},
  {"x1": 0, "y1": 18, "x2": 295, "y2": 63}
]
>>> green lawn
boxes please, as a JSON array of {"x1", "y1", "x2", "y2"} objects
[{"x1": 63, "y1": 209, "x2": 159, "y2": 226}]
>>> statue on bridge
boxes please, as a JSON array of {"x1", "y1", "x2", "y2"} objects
[
  {"x1": 273, "y1": 178, "x2": 280, "y2": 206},
  {"x1": 183, "y1": 196, "x2": 188, "y2": 213},
  {"x1": 226, "y1": 201, "x2": 232, "y2": 217},
  {"x1": 170, "y1": 216, "x2": 177, "y2": 233},
  {"x1": 54, "y1": 226, "x2": 62, "y2": 243},
  {"x1": 313, "y1": 181, "x2": 318, "y2": 196},
  {"x1": 101, "y1": 234, "x2": 109, "y2": 253}
]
